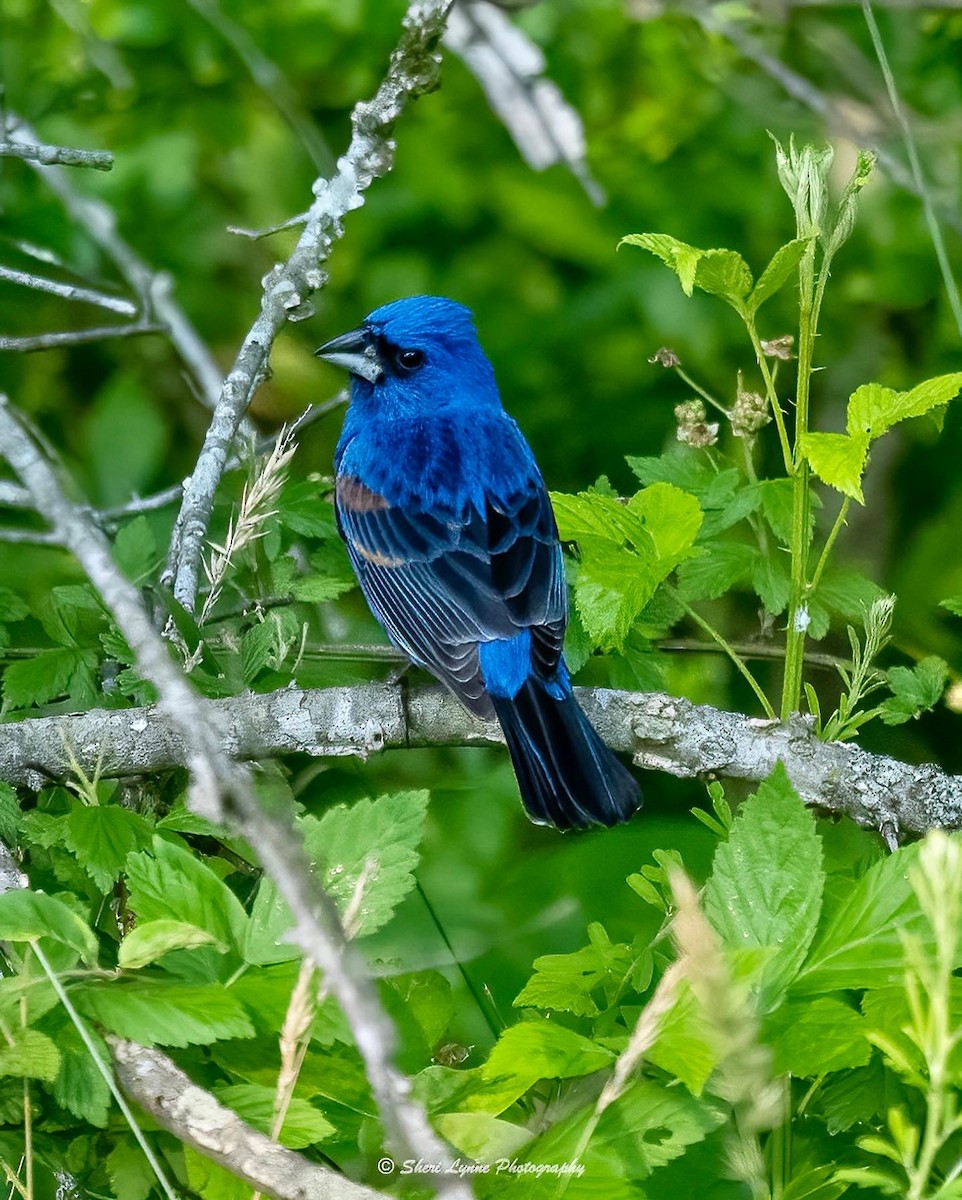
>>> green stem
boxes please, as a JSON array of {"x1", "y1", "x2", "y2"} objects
[
  {"x1": 32, "y1": 942, "x2": 179, "y2": 1200},
  {"x1": 808, "y1": 496, "x2": 851, "y2": 594},
  {"x1": 674, "y1": 366, "x2": 730, "y2": 417},
  {"x1": 781, "y1": 240, "x2": 819, "y2": 721},
  {"x1": 746, "y1": 322, "x2": 793, "y2": 475},
  {"x1": 666, "y1": 586, "x2": 775, "y2": 718}
]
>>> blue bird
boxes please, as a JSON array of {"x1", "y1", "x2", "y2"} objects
[{"x1": 315, "y1": 296, "x2": 642, "y2": 830}]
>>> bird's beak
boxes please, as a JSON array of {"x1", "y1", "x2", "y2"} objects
[{"x1": 313, "y1": 327, "x2": 383, "y2": 384}]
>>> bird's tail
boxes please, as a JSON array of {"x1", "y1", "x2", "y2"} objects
[{"x1": 492, "y1": 679, "x2": 642, "y2": 830}]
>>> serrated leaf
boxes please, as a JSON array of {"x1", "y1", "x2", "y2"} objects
[
  {"x1": 645, "y1": 981, "x2": 718, "y2": 1094},
  {"x1": 107, "y1": 1139, "x2": 154, "y2": 1200},
  {"x1": 763, "y1": 997, "x2": 871, "y2": 1076},
  {"x1": 941, "y1": 596, "x2": 962, "y2": 617},
  {"x1": 621, "y1": 233, "x2": 752, "y2": 307},
  {"x1": 477, "y1": 1018, "x2": 614, "y2": 1113},
  {"x1": 278, "y1": 480, "x2": 338, "y2": 537},
  {"x1": 435, "y1": 1112, "x2": 533, "y2": 1160},
  {"x1": 0, "y1": 1028, "x2": 60, "y2": 1082},
  {"x1": 0, "y1": 783, "x2": 19, "y2": 846},
  {"x1": 0, "y1": 587, "x2": 29, "y2": 623},
  {"x1": 2, "y1": 647, "x2": 92, "y2": 709},
  {"x1": 112, "y1": 516, "x2": 159, "y2": 583},
  {"x1": 800, "y1": 431, "x2": 870, "y2": 502},
  {"x1": 214, "y1": 1084, "x2": 335, "y2": 1149},
  {"x1": 290, "y1": 573, "x2": 356, "y2": 603},
  {"x1": 880, "y1": 656, "x2": 947, "y2": 725},
  {"x1": 46, "y1": 1017, "x2": 110, "y2": 1126},
  {"x1": 847, "y1": 373, "x2": 962, "y2": 439},
  {"x1": 244, "y1": 790, "x2": 429, "y2": 964},
  {"x1": 73, "y1": 980, "x2": 254, "y2": 1047},
  {"x1": 64, "y1": 805, "x2": 153, "y2": 892},
  {"x1": 125, "y1": 835, "x2": 248, "y2": 957},
  {"x1": 514, "y1": 925, "x2": 635, "y2": 1017},
  {"x1": 703, "y1": 763, "x2": 824, "y2": 1010},
  {"x1": 119, "y1": 920, "x2": 222, "y2": 969},
  {"x1": 747, "y1": 237, "x2": 811, "y2": 312},
  {"x1": 752, "y1": 550, "x2": 791, "y2": 615},
  {"x1": 0, "y1": 890, "x2": 97, "y2": 963},
  {"x1": 795, "y1": 842, "x2": 927, "y2": 993},
  {"x1": 676, "y1": 542, "x2": 754, "y2": 602}
]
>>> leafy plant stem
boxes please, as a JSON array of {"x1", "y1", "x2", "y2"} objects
[
  {"x1": 666, "y1": 585, "x2": 775, "y2": 718},
  {"x1": 18, "y1": 990, "x2": 31, "y2": 1200},
  {"x1": 781, "y1": 240, "x2": 818, "y2": 721},
  {"x1": 746, "y1": 321, "x2": 793, "y2": 474},
  {"x1": 808, "y1": 496, "x2": 851, "y2": 595},
  {"x1": 31, "y1": 941, "x2": 179, "y2": 1200}
]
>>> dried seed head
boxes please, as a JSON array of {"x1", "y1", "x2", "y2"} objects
[
  {"x1": 731, "y1": 384, "x2": 771, "y2": 439},
  {"x1": 761, "y1": 334, "x2": 794, "y2": 361},
  {"x1": 649, "y1": 346, "x2": 681, "y2": 368},
  {"x1": 675, "y1": 399, "x2": 719, "y2": 448}
]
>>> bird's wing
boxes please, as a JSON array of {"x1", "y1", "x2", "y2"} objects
[{"x1": 335, "y1": 472, "x2": 566, "y2": 716}]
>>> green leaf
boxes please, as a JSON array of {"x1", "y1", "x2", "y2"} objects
[
  {"x1": 747, "y1": 237, "x2": 811, "y2": 312},
  {"x1": 513, "y1": 925, "x2": 636, "y2": 1017},
  {"x1": 73, "y1": 980, "x2": 255, "y2": 1047},
  {"x1": 752, "y1": 550, "x2": 791, "y2": 615},
  {"x1": 703, "y1": 763, "x2": 824, "y2": 1010},
  {"x1": 119, "y1": 920, "x2": 223, "y2": 969},
  {"x1": 552, "y1": 484, "x2": 701, "y2": 650},
  {"x1": 0, "y1": 890, "x2": 98, "y2": 964},
  {"x1": 621, "y1": 233, "x2": 752, "y2": 308},
  {"x1": 214, "y1": 1084, "x2": 335, "y2": 1149},
  {"x1": 2, "y1": 647, "x2": 93, "y2": 709},
  {"x1": 435, "y1": 1112, "x2": 532, "y2": 1160},
  {"x1": 645, "y1": 981, "x2": 719, "y2": 1094},
  {"x1": 880, "y1": 656, "x2": 948, "y2": 725},
  {"x1": 795, "y1": 842, "x2": 927, "y2": 993},
  {"x1": 0, "y1": 783, "x2": 19, "y2": 846},
  {"x1": 799, "y1": 431, "x2": 870, "y2": 502},
  {"x1": 126, "y1": 835, "x2": 248, "y2": 956},
  {"x1": 763, "y1": 997, "x2": 871, "y2": 1076},
  {"x1": 245, "y1": 790, "x2": 429, "y2": 964},
  {"x1": 112, "y1": 516, "x2": 159, "y2": 583},
  {"x1": 64, "y1": 805, "x2": 153, "y2": 893},
  {"x1": 290, "y1": 573, "x2": 356, "y2": 603},
  {"x1": 0, "y1": 587, "x2": 29, "y2": 623},
  {"x1": 477, "y1": 1018, "x2": 614, "y2": 1113},
  {"x1": 278, "y1": 480, "x2": 338, "y2": 537},
  {"x1": 0, "y1": 1028, "x2": 60, "y2": 1082},
  {"x1": 847, "y1": 373, "x2": 962, "y2": 439},
  {"x1": 85, "y1": 371, "x2": 169, "y2": 506},
  {"x1": 941, "y1": 596, "x2": 962, "y2": 617},
  {"x1": 676, "y1": 542, "x2": 754, "y2": 602},
  {"x1": 107, "y1": 1139, "x2": 155, "y2": 1200},
  {"x1": 46, "y1": 1017, "x2": 111, "y2": 1126}
]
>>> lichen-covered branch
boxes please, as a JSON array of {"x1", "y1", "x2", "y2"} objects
[
  {"x1": 164, "y1": 0, "x2": 454, "y2": 612},
  {"x1": 109, "y1": 1038, "x2": 384, "y2": 1200},
  {"x1": 0, "y1": 395, "x2": 471, "y2": 1200},
  {"x1": 1, "y1": 678, "x2": 958, "y2": 838},
  {"x1": 0, "y1": 135, "x2": 113, "y2": 171}
]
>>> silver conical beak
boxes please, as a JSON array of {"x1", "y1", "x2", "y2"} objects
[{"x1": 314, "y1": 327, "x2": 383, "y2": 384}]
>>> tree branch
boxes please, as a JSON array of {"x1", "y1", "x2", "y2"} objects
[
  {"x1": 0, "y1": 394, "x2": 471, "y2": 1200},
  {"x1": 164, "y1": 0, "x2": 455, "y2": 612},
  {"x1": 444, "y1": 0, "x2": 603, "y2": 203},
  {"x1": 2, "y1": 114, "x2": 240, "y2": 423},
  {"x1": 0, "y1": 265, "x2": 135, "y2": 315},
  {"x1": 0, "y1": 678, "x2": 957, "y2": 837},
  {"x1": 109, "y1": 1038, "x2": 384, "y2": 1200},
  {"x1": 0, "y1": 137, "x2": 113, "y2": 171},
  {"x1": 0, "y1": 322, "x2": 164, "y2": 353}
]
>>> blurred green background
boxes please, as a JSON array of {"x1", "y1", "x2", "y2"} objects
[{"x1": 2, "y1": 0, "x2": 961, "y2": 1049}]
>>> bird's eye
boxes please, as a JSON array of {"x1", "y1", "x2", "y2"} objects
[{"x1": 396, "y1": 347, "x2": 425, "y2": 372}]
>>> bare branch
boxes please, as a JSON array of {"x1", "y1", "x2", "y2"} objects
[
  {"x1": 1, "y1": 679, "x2": 958, "y2": 838},
  {"x1": 164, "y1": 0, "x2": 455, "y2": 612},
  {"x1": 0, "y1": 394, "x2": 470, "y2": 1200},
  {"x1": 0, "y1": 265, "x2": 136, "y2": 315},
  {"x1": 3, "y1": 114, "x2": 243, "y2": 423},
  {"x1": 445, "y1": 1, "x2": 603, "y2": 203},
  {"x1": 0, "y1": 322, "x2": 164, "y2": 353},
  {"x1": 0, "y1": 527, "x2": 61, "y2": 546},
  {"x1": 109, "y1": 1038, "x2": 384, "y2": 1200},
  {"x1": 0, "y1": 482, "x2": 32, "y2": 509},
  {"x1": 0, "y1": 138, "x2": 113, "y2": 171}
]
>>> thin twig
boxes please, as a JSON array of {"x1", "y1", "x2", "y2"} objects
[
  {"x1": 0, "y1": 394, "x2": 470, "y2": 1200},
  {"x1": 164, "y1": 0, "x2": 455, "y2": 612},
  {"x1": 0, "y1": 323, "x2": 164, "y2": 353},
  {"x1": 0, "y1": 139, "x2": 113, "y2": 171},
  {"x1": 0, "y1": 266, "x2": 135, "y2": 315}
]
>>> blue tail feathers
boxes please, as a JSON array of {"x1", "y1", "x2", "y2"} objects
[{"x1": 491, "y1": 678, "x2": 643, "y2": 830}]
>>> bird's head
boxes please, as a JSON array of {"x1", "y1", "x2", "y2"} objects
[{"x1": 314, "y1": 295, "x2": 499, "y2": 411}]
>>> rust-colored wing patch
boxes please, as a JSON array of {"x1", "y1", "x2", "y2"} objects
[{"x1": 336, "y1": 475, "x2": 391, "y2": 513}]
